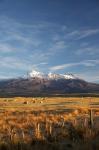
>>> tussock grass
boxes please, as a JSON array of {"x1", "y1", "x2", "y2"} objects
[{"x1": 0, "y1": 97, "x2": 98, "y2": 149}]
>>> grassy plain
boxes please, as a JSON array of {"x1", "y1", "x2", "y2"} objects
[{"x1": 0, "y1": 97, "x2": 99, "y2": 150}]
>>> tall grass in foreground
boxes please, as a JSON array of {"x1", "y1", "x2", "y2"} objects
[{"x1": 0, "y1": 108, "x2": 98, "y2": 150}]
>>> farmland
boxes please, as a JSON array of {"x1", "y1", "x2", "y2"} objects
[{"x1": 0, "y1": 97, "x2": 99, "y2": 150}]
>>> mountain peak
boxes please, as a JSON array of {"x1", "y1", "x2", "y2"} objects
[
  {"x1": 29, "y1": 70, "x2": 78, "y2": 80},
  {"x1": 0, "y1": 70, "x2": 99, "y2": 97},
  {"x1": 29, "y1": 70, "x2": 44, "y2": 78},
  {"x1": 64, "y1": 73, "x2": 77, "y2": 79}
]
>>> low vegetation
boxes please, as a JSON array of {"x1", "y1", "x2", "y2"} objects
[{"x1": 0, "y1": 97, "x2": 98, "y2": 150}]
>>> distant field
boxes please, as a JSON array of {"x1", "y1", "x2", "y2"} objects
[
  {"x1": 0, "y1": 97, "x2": 98, "y2": 150},
  {"x1": 0, "y1": 97, "x2": 99, "y2": 111}
]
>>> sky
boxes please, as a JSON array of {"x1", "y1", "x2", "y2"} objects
[{"x1": 0, "y1": 0, "x2": 99, "y2": 82}]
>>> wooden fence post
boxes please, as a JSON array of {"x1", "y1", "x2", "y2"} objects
[{"x1": 89, "y1": 109, "x2": 94, "y2": 128}]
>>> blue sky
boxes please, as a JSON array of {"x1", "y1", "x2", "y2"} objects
[{"x1": 0, "y1": 0, "x2": 99, "y2": 82}]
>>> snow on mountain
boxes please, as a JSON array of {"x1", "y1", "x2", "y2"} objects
[
  {"x1": 29, "y1": 70, "x2": 45, "y2": 78},
  {"x1": 48, "y1": 73, "x2": 64, "y2": 80},
  {"x1": 63, "y1": 73, "x2": 77, "y2": 79},
  {"x1": 48, "y1": 73, "x2": 77, "y2": 80},
  {"x1": 29, "y1": 70, "x2": 78, "y2": 80}
]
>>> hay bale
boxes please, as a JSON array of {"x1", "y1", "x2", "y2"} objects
[{"x1": 23, "y1": 101, "x2": 29, "y2": 104}]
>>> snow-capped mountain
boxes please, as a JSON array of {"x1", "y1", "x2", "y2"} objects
[
  {"x1": 64, "y1": 73, "x2": 77, "y2": 79},
  {"x1": 29, "y1": 70, "x2": 78, "y2": 80},
  {"x1": 48, "y1": 73, "x2": 63, "y2": 80},
  {"x1": 0, "y1": 70, "x2": 99, "y2": 97},
  {"x1": 29, "y1": 70, "x2": 45, "y2": 78}
]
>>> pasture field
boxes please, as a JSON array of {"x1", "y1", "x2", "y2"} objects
[{"x1": 0, "y1": 97, "x2": 99, "y2": 150}]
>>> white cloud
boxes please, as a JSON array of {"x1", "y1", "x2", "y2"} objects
[
  {"x1": 76, "y1": 47, "x2": 99, "y2": 55},
  {"x1": 0, "y1": 43, "x2": 17, "y2": 53},
  {"x1": 77, "y1": 71, "x2": 99, "y2": 82},
  {"x1": 77, "y1": 29, "x2": 99, "y2": 40},
  {"x1": 65, "y1": 29, "x2": 99, "y2": 40},
  {"x1": 48, "y1": 40, "x2": 68, "y2": 54},
  {"x1": 0, "y1": 15, "x2": 99, "y2": 80},
  {"x1": 50, "y1": 60, "x2": 99, "y2": 71}
]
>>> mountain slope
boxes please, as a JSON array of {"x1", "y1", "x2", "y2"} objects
[{"x1": 0, "y1": 72, "x2": 99, "y2": 96}]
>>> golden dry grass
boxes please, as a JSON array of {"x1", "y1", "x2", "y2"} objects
[{"x1": 0, "y1": 97, "x2": 98, "y2": 150}]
